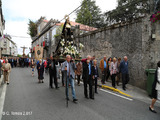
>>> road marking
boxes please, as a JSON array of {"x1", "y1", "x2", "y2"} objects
[
  {"x1": 0, "y1": 84, "x2": 7, "y2": 120},
  {"x1": 99, "y1": 88, "x2": 133, "y2": 101}
]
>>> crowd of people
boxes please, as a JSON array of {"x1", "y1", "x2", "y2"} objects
[
  {"x1": 31, "y1": 55, "x2": 129, "y2": 102},
  {"x1": 1, "y1": 55, "x2": 160, "y2": 113},
  {"x1": 0, "y1": 55, "x2": 129, "y2": 102}
]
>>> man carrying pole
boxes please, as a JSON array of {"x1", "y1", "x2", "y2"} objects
[{"x1": 62, "y1": 55, "x2": 78, "y2": 106}]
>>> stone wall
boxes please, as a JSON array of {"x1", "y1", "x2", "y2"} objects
[{"x1": 75, "y1": 16, "x2": 154, "y2": 89}]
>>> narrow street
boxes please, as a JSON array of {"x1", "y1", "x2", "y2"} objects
[{"x1": 1, "y1": 68, "x2": 160, "y2": 120}]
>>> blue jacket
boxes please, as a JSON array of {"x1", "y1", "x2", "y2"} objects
[{"x1": 120, "y1": 60, "x2": 129, "y2": 74}]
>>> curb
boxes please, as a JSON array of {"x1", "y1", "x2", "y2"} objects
[{"x1": 98, "y1": 84, "x2": 132, "y2": 98}]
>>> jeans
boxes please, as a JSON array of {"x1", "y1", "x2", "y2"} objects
[{"x1": 66, "y1": 76, "x2": 76, "y2": 99}]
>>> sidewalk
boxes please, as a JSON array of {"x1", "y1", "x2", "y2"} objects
[
  {"x1": 97, "y1": 79, "x2": 160, "y2": 105},
  {"x1": 0, "y1": 75, "x2": 4, "y2": 96}
]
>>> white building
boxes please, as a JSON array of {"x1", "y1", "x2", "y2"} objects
[{"x1": 0, "y1": 34, "x2": 18, "y2": 57}]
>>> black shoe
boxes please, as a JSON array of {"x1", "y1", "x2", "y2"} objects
[
  {"x1": 42, "y1": 81, "x2": 44, "y2": 83},
  {"x1": 90, "y1": 97, "x2": 94, "y2": 100},
  {"x1": 50, "y1": 86, "x2": 53, "y2": 89},
  {"x1": 56, "y1": 87, "x2": 59, "y2": 89},
  {"x1": 85, "y1": 96, "x2": 89, "y2": 99},
  {"x1": 7, "y1": 83, "x2": 9, "y2": 85},
  {"x1": 149, "y1": 107, "x2": 157, "y2": 113},
  {"x1": 123, "y1": 88, "x2": 126, "y2": 91},
  {"x1": 73, "y1": 99, "x2": 78, "y2": 102},
  {"x1": 66, "y1": 98, "x2": 70, "y2": 101},
  {"x1": 95, "y1": 92, "x2": 98, "y2": 94},
  {"x1": 114, "y1": 86, "x2": 117, "y2": 89}
]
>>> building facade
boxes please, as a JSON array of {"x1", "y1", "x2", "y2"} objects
[
  {"x1": 0, "y1": 34, "x2": 18, "y2": 57},
  {"x1": 31, "y1": 18, "x2": 96, "y2": 59}
]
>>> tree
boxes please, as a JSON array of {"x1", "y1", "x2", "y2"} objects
[
  {"x1": 105, "y1": 0, "x2": 149, "y2": 24},
  {"x1": 0, "y1": 0, "x2": 2, "y2": 7},
  {"x1": 28, "y1": 16, "x2": 46, "y2": 38},
  {"x1": 76, "y1": 0, "x2": 104, "y2": 28},
  {"x1": 17, "y1": 54, "x2": 22, "y2": 57},
  {"x1": 28, "y1": 20, "x2": 37, "y2": 38},
  {"x1": 54, "y1": 24, "x2": 64, "y2": 38}
]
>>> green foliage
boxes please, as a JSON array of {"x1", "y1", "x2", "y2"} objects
[
  {"x1": 54, "y1": 24, "x2": 64, "y2": 38},
  {"x1": 0, "y1": 0, "x2": 1, "y2": 7},
  {"x1": 17, "y1": 54, "x2": 22, "y2": 57},
  {"x1": 28, "y1": 20, "x2": 37, "y2": 37},
  {"x1": 105, "y1": 0, "x2": 149, "y2": 24},
  {"x1": 76, "y1": 0, "x2": 104, "y2": 28},
  {"x1": 28, "y1": 16, "x2": 46, "y2": 38}
]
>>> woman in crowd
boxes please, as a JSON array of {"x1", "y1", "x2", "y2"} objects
[
  {"x1": 106, "y1": 57, "x2": 112, "y2": 81},
  {"x1": 37, "y1": 59, "x2": 44, "y2": 83},
  {"x1": 110, "y1": 57, "x2": 118, "y2": 88},
  {"x1": 149, "y1": 61, "x2": 160, "y2": 113},
  {"x1": 31, "y1": 59, "x2": 35, "y2": 76},
  {"x1": 91, "y1": 60, "x2": 99, "y2": 94},
  {"x1": 76, "y1": 61, "x2": 82, "y2": 86},
  {"x1": 43, "y1": 58, "x2": 48, "y2": 73}
]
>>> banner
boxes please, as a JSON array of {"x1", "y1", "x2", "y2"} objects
[{"x1": 35, "y1": 46, "x2": 43, "y2": 60}]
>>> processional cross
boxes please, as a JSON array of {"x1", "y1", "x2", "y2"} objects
[{"x1": 21, "y1": 46, "x2": 28, "y2": 57}]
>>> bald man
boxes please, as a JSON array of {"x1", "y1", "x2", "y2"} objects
[
  {"x1": 62, "y1": 55, "x2": 78, "y2": 102},
  {"x1": 120, "y1": 56, "x2": 129, "y2": 91},
  {"x1": 99, "y1": 56, "x2": 108, "y2": 84},
  {"x1": 2, "y1": 60, "x2": 11, "y2": 85}
]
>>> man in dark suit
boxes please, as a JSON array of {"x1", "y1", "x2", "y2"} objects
[
  {"x1": 82, "y1": 55, "x2": 94, "y2": 99},
  {"x1": 14, "y1": 58, "x2": 17, "y2": 67},
  {"x1": 11, "y1": 58, "x2": 14, "y2": 68},
  {"x1": 48, "y1": 56, "x2": 59, "y2": 89},
  {"x1": 120, "y1": 56, "x2": 129, "y2": 91}
]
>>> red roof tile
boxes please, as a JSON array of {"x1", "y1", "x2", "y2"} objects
[
  {"x1": 56, "y1": 21, "x2": 97, "y2": 31},
  {"x1": 43, "y1": 20, "x2": 49, "y2": 23}
]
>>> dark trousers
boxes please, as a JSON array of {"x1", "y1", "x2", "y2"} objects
[
  {"x1": 122, "y1": 73, "x2": 129, "y2": 89},
  {"x1": 106, "y1": 70, "x2": 110, "y2": 81},
  {"x1": 83, "y1": 75, "x2": 94, "y2": 98},
  {"x1": 77, "y1": 75, "x2": 81, "y2": 84},
  {"x1": 94, "y1": 77, "x2": 98, "y2": 93},
  {"x1": 83, "y1": 78, "x2": 88, "y2": 98},
  {"x1": 102, "y1": 68, "x2": 107, "y2": 84},
  {"x1": 26, "y1": 62, "x2": 29, "y2": 67},
  {"x1": 62, "y1": 71, "x2": 64, "y2": 86},
  {"x1": 14, "y1": 63, "x2": 17, "y2": 67},
  {"x1": 49, "y1": 72, "x2": 58, "y2": 88},
  {"x1": 11, "y1": 63, "x2": 14, "y2": 68},
  {"x1": 111, "y1": 74, "x2": 116, "y2": 87},
  {"x1": 89, "y1": 75, "x2": 94, "y2": 98}
]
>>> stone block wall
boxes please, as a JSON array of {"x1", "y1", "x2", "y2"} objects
[{"x1": 75, "y1": 16, "x2": 155, "y2": 89}]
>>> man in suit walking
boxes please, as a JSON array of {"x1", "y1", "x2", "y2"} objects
[
  {"x1": 62, "y1": 55, "x2": 78, "y2": 102},
  {"x1": 48, "y1": 56, "x2": 59, "y2": 89},
  {"x1": 82, "y1": 55, "x2": 94, "y2": 99},
  {"x1": 120, "y1": 56, "x2": 129, "y2": 91}
]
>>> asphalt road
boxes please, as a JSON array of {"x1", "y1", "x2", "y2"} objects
[{"x1": 1, "y1": 67, "x2": 160, "y2": 120}]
